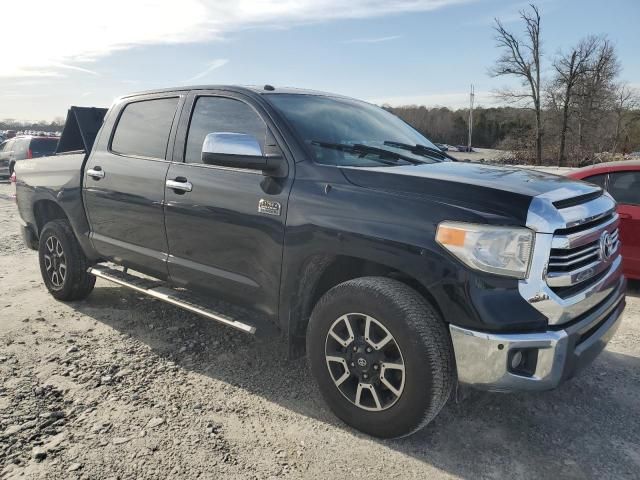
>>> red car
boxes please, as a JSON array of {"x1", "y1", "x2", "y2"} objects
[{"x1": 567, "y1": 160, "x2": 640, "y2": 280}]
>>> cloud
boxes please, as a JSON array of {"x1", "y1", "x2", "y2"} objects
[
  {"x1": 1, "y1": 0, "x2": 471, "y2": 78},
  {"x1": 343, "y1": 35, "x2": 402, "y2": 44},
  {"x1": 369, "y1": 90, "x2": 500, "y2": 109},
  {"x1": 183, "y1": 59, "x2": 229, "y2": 83}
]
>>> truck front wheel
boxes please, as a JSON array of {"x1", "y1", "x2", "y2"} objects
[
  {"x1": 38, "y1": 220, "x2": 96, "y2": 301},
  {"x1": 307, "y1": 277, "x2": 455, "y2": 438}
]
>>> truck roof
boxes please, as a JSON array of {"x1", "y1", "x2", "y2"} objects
[{"x1": 120, "y1": 85, "x2": 349, "y2": 100}]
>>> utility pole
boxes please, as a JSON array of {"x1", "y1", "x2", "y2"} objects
[{"x1": 467, "y1": 84, "x2": 475, "y2": 152}]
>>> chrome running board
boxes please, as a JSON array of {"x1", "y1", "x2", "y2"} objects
[{"x1": 89, "y1": 265, "x2": 257, "y2": 334}]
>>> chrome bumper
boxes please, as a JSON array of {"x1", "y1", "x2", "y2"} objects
[{"x1": 450, "y1": 276, "x2": 626, "y2": 392}]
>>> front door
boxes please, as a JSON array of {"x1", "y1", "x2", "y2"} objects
[
  {"x1": 164, "y1": 92, "x2": 293, "y2": 317},
  {"x1": 83, "y1": 95, "x2": 183, "y2": 279},
  {"x1": 608, "y1": 170, "x2": 640, "y2": 279}
]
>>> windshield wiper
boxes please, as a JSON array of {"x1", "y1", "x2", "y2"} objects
[
  {"x1": 383, "y1": 140, "x2": 456, "y2": 161},
  {"x1": 310, "y1": 141, "x2": 427, "y2": 165}
]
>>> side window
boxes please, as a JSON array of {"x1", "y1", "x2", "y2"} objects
[
  {"x1": 111, "y1": 97, "x2": 179, "y2": 160},
  {"x1": 184, "y1": 96, "x2": 267, "y2": 164},
  {"x1": 3, "y1": 139, "x2": 15, "y2": 152},
  {"x1": 0, "y1": 141, "x2": 7, "y2": 152},
  {"x1": 583, "y1": 173, "x2": 607, "y2": 189},
  {"x1": 14, "y1": 139, "x2": 28, "y2": 157},
  {"x1": 608, "y1": 171, "x2": 640, "y2": 206}
]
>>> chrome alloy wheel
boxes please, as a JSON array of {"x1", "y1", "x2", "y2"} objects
[
  {"x1": 43, "y1": 235, "x2": 67, "y2": 290},
  {"x1": 325, "y1": 313, "x2": 405, "y2": 412}
]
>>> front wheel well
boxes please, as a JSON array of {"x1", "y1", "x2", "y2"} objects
[
  {"x1": 289, "y1": 255, "x2": 443, "y2": 358},
  {"x1": 33, "y1": 200, "x2": 69, "y2": 235}
]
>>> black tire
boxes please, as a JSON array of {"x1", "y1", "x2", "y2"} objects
[
  {"x1": 38, "y1": 220, "x2": 95, "y2": 301},
  {"x1": 307, "y1": 277, "x2": 455, "y2": 438}
]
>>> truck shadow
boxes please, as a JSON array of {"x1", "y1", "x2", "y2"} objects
[
  {"x1": 74, "y1": 285, "x2": 640, "y2": 479},
  {"x1": 626, "y1": 279, "x2": 640, "y2": 298}
]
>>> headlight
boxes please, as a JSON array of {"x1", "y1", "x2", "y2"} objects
[{"x1": 436, "y1": 221, "x2": 533, "y2": 278}]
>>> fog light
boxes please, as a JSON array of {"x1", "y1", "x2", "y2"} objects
[
  {"x1": 510, "y1": 351, "x2": 524, "y2": 370},
  {"x1": 507, "y1": 348, "x2": 538, "y2": 377}
]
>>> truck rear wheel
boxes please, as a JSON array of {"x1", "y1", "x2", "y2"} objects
[
  {"x1": 307, "y1": 277, "x2": 455, "y2": 438},
  {"x1": 38, "y1": 220, "x2": 95, "y2": 301}
]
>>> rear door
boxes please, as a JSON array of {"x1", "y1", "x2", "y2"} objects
[
  {"x1": 607, "y1": 170, "x2": 640, "y2": 279},
  {"x1": 163, "y1": 91, "x2": 293, "y2": 317},
  {"x1": 83, "y1": 94, "x2": 184, "y2": 279}
]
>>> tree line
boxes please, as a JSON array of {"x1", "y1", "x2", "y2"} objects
[{"x1": 390, "y1": 4, "x2": 639, "y2": 166}]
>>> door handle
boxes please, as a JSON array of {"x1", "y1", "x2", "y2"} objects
[
  {"x1": 166, "y1": 178, "x2": 193, "y2": 192},
  {"x1": 87, "y1": 167, "x2": 105, "y2": 180},
  {"x1": 619, "y1": 212, "x2": 632, "y2": 219}
]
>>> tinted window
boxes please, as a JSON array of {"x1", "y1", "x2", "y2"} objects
[
  {"x1": 583, "y1": 173, "x2": 607, "y2": 188},
  {"x1": 111, "y1": 97, "x2": 179, "y2": 159},
  {"x1": 0, "y1": 140, "x2": 10, "y2": 152},
  {"x1": 608, "y1": 171, "x2": 640, "y2": 206},
  {"x1": 29, "y1": 138, "x2": 58, "y2": 158},
  {"x1": 184, "y1": 96, "x2": 267, "y2": 164}
]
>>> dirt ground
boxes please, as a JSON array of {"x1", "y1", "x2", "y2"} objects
[{"x1": 1, "y1": 181, "x2": 639, "y2": 480}]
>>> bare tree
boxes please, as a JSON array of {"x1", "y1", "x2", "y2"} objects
[
  {"x1": 491, "y1": 4, "x2": 543, "y2": 164},
  {"x1": 552, "y1": 36, "x2": 598, "y2": 166},
  {"x1": 611, "y1": 83, "x2": 639, "y2": 153},
  {"x1": 575, "y1": 38, "x2": 619, "y2": 154}
]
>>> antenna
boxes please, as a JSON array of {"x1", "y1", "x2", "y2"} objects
[{"x1": 468, "y1": 84, "x2": 474, "y2": 152}]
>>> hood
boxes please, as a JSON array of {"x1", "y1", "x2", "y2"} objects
[{"x1": 341, "y1": 162, "x2": 600, "y2": 224}]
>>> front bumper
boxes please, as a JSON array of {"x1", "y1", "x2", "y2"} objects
[{"x1": 450, "y1": 276, "x2": 626, "y2": 392}]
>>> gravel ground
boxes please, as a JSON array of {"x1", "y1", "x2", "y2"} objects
[{"x1": 0, "y1": 181, "x2": 639, "y2": 480}]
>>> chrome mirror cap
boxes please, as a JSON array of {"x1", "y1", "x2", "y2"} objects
[{"x1": 202, "y1": 132, "x2": 262, "y2": 158}]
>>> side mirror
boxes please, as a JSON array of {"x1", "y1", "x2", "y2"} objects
[{"x1": 201, "y1": 132, "x2": 287, "y2": 177}]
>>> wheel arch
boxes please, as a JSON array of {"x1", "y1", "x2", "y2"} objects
[
  {"x1": 33, "y1": 199, "x2": 70, "y2": 235},
  {"x1": 285, "y1": 253, "x2": 444, "y2": 358}
]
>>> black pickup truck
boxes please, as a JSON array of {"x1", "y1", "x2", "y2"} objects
[{"x1": 15, "y1": 85, "x2": 626, "y2": 438}]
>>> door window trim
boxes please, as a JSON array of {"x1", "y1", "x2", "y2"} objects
[
  {"x1": 107, "y1": 94, "x2": 184, "y2": 163},
  {"x1": 180, "y1": 93, "x2": 268, "y2": 174},
  {"x1": 172, "y1": 90, "x2": 293, "y2": 177}
]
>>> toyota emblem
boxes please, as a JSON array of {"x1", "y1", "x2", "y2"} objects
[{"x1": 599, "y1": 230, "x2": 615, "y2": 261}]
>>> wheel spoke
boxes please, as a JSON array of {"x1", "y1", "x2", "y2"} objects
[
  {"x1": 46, "y1": 237, "x2": 54, "y2": 253},
  {"x1": 364, "y1": 316, "x2": 393, "y2": 350},
  {"x1": 55, "y1": 240, "x2": 64, "y2": 256},
  {"x1": 44, "y1": 254, "x2": 52, "y2": 271},
  {"x1": 380, "y1": 362, "x2": 405, "y2": 398},
  {"x1": 58, "y1": 264, "x2": 67, "y2": 281},
  {"x1": 326, "y1": 356, "x2": 351, "y2": 387},
  {"x1": 355, "y1": 383, "x2": 382, "y2": 411},
  {"x1": 380, "y1": 376, "x2": 402, "y2": 397},
  {"x1": 381, "y1": 362, "x2": 405, "y2": 373},
  {"x1": 328, "y1": 315, "x2": 355, "y2": 347}
]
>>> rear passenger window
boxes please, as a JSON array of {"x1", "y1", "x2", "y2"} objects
[
  {"x1": 30, "y1": 138, "x2": 58, "y2": 158},
  {"x1": 184, "y1": 96, "x2": 267, "y2": 164},
  {"x1": 111, "y1": 97, "x2": 179, "y2": 159},
  {"x1": 583, "y1": 173, "x2": 607, "y2": 189},
  {"x1": 608, "y1": 171, "x2": 640, "y2": 206}
]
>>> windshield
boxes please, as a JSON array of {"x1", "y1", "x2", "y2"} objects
[{"x1": 266, "y1": 94, "x2": 443, "y2": 167}]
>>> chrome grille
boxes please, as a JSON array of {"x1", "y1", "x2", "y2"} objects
[{"x1": 546, "y1": 213, "x2": 620, "y2": 292}]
